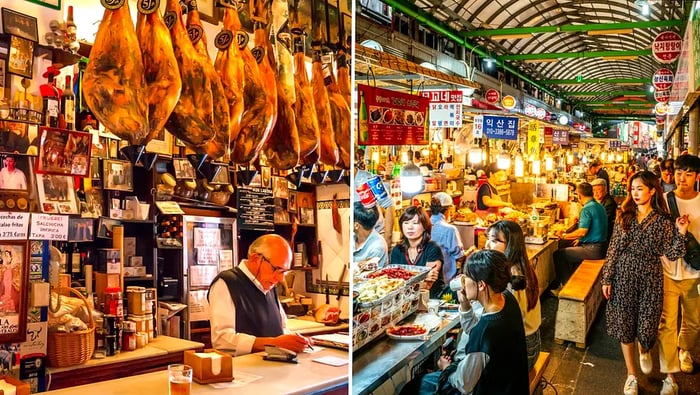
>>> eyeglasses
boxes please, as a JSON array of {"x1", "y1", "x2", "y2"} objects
[{"x1": 257, "y1": 253, "x2": 289, "y2": 274}]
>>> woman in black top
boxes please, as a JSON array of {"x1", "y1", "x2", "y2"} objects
[{"x1": 389, "y1": 206, "x2": 444, "y2": 298}]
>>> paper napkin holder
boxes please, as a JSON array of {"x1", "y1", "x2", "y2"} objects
[{"x1": 183, "y1": 349, "x2": 233, "y2": 384}]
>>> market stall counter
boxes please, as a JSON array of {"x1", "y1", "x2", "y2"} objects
[
  {"x1": 43, "y1": 348, "x2": 348, "y2": 395},
  {"x1": 46, "y1": 336, "x2": 204, "y2": 390},
  {"x1": 352, "y1": 311, "x2": 461, "y2": 395}
]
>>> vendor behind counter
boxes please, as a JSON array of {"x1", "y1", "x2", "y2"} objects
[{"x1": 475, "y1": 163, "x2": 513, "y2": 219}]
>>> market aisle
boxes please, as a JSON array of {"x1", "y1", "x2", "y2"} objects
[{"x1": 539, "y1": 294, "x2": 700, "y2": 395}]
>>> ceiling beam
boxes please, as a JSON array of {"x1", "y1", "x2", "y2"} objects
[
  {"x1": 561, "y1": 91, "x2": 649, "y2": 96},
  {"x1": 498, "y1": 49, "x2": 651, "y2": 61},
  {"x1": 542, "y1": 78, "x2": 648, "y2": 84},
  {"x1": 594, "y1": 115, "x2": 656, "y2": 121},
  {"x1": 581, "y1": 101, "x2": 655, "y2": 106},
  {"x1": 380, "y1": 0, "x2": 557, "y2": 97},
  {"x1": 463, "y1": 20, "x2": 683, "y2": 37}
]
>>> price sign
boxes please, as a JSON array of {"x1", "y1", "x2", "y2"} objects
[
  {"x1": 29, "y1": 214, "x2": 69, "y2": 241},
  {"x1": 653, "y1": 68, "x2": 674, "y2": 91},
  {"x1": 652, "y1": 31, "x2": 682, "y2": 64},
  {"x1": 0, "y1": 212, "x2": 30, "y2": 240}
]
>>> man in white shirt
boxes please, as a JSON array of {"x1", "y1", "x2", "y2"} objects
[
  {"x1": 658, "y1": 154, "x2": 700, "y2": 395},
  {"x1": 208, "y1": 234, "x2": 312, "y2": 356},
  {"x1": 0, "y1": 156, "x2": 27, "y2": 190}
]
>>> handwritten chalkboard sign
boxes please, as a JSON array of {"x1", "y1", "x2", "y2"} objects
[
  {"x1": 1, "y1": 8, "x2": 38, "y2": 42},
  {"x1": 236, "y1": 186, "x2": 274, "y2": 231}
]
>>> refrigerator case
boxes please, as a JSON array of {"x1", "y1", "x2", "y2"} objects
[{"x1": 182, "y1": 215, "x2": 237, "y2": 339}]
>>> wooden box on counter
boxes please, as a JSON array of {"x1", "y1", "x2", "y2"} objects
[
  {"x1": 0, "y1": 375, "x2": 30, "y2": 395},
  {"x1": 183, "y1": 349, "x2": 233, "y2": 384}
]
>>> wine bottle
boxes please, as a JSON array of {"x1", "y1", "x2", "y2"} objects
[
  {"x1": 41, "y1": 71, "x2": 60, "y2": 128},
  {"x1": 61, "y1": 75, "x2": 76, "y2": 130},
  {"x1": 65, "y1": 6, "x2": 77, "y2": 43},
  {"x1": 71, "y1": 243, "x2": 81, "y2": 275},
  {"x1": 359, "y1": 91, "x2": 368, "y2": 144}
]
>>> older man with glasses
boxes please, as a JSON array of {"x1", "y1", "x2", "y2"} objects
[{"x1": 208, "y1": 234, "x2": 312, "y2": 356}]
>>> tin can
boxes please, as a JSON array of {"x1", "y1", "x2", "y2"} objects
[
  {"x1": 126, "y1": 286, "x2": 146, "y2": 315},
  {"x1": 356, "y1": 181, "x2": 377, "y2": 208},
  {"x1": 104, "y1": 289, "x2": 123, "y2": 317},
  {"x1": 367, "y1": 175, "x2": 392, "y2": 207},
  {"x1": 145, "y1": 288, "x2": 156, "y2": 313}
]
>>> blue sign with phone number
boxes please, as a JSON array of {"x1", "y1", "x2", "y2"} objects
[{"x1": 481, "y1": 115, "x2": 519, "y2": 140}]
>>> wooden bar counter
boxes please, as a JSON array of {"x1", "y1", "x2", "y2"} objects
[
  {"x1": 43, "y1": 348, "x2": 348, "y2": 395},
  {"x1": 46, "y1": 336, "x2": 204, "y2": 390}
]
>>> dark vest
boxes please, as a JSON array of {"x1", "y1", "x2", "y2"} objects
[{"x1": 208, "y1": 267, "x2": 284, "y2": 338}]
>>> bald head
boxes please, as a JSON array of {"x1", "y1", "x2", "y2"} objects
[{"x1": 248, "y1": 234, "x2": 293, "y2": 269}]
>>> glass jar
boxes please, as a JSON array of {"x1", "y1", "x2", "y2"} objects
[
  {"x1": 196, "y1": 179, "x2": 214, "y2": 201},
  {"x1": 174, "y1": 179, "x2": 196, "y2": 199},
  {"x1": 122, "y1": 329, "x2": 136, "y2": 352},
  {"x1": 209, "y1": 184, "x2": 233, "y2": 205},
  {"x1": 156, "y1": 173, "x2": 176, "y2": 200},
  {"x1": 0, "y1": 99, "x2": 9, "y2": 119}
]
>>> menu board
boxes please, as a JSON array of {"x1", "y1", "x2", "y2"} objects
[
  {"x1": 357, "y1": 84, "x2": 430, "y2": 146},
  {"x1": 237, "y1": 186, "x2": 274, "y2": 231}
]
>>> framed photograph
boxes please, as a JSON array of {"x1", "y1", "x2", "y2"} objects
[
  {"x1": 272, "y1": 176, "x2": 288, "y2": 199},
  {"x1": 0, "y1": 240, "x2": 30, "y2": 343},
  {"x1": 7, "y1": 36, "x2": 34, "y2": 79},
  {"x1": 90, "y1": 157, "x2": 100, "y2": 180},
  {"x1": 36, "y1": 174, "x2": 78, "y2": 214},
  {"x1": 97, "y1": 217, "x2": 121, "y2": 239},
  {"x1": 260, "y1": 167, "x2": 271, "y2": 189},
  {"x1": 196, "y1": 0, "x2": 221, "y2": 24},
  {"x1": 68, "y1": 218, "x2": 94, "y2": 242},
  {"x1": 0, "y1": 121, "x2": 29, "y2": 155},
  {"x1": 145, "y1": 129, "x2": 173, "y2": 156},
  {"x1": 297, "y1": 191, "x2": 315, "y2": 210},
  {"x1": 210, "y1": 163, "x2": 230, "y2": 185},
  {"x1": 103, "y1": 159, "x2": 133, "y2": 191},
  {"x1": 0, "y1": 53, "x2": 6, "y2": 100},
  {"x1": 1, "y1": 8, "x2": 39, "y2": 42},
  {"x1": 0, "y1": 153, "x2": 31, "y2": 191},
  {"x1": 173, "y1": 158, "x2": 195, "y2": 180},
  {"x1": 273, "y1": 197, "x2": 289, "y2": 223},
  {"x1": 288, "y1": 191, "x2": 297, "y2": 213},
  {"x1": 35, "y1": 127, "x2": 92, "y2": 176},
  {"x1": 81, "y1": 186, "x2": 103, "y2": 218},
  {"x1": 26, "y1": 0, "x2": 61, "y2": 11}
]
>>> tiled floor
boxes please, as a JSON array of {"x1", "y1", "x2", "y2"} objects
[{"x1": 539, "y1": 293, "x2": 700, "y2": 395}]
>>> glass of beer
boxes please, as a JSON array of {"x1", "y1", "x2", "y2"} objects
[{"x1": 168, "y1": 364, "x2": 192, "y2": 395}]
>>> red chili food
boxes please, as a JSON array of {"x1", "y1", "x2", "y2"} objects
[
  {"x1": 388, "y1": 325, "x2": 427, "y2": 336},
  {"x1": 367, "y1": 267, "x2": 414, "y2": 280}
]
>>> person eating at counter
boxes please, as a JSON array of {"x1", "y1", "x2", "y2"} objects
[
  {"x1": 591, "y1": 178, "x2": 617, "y2": 252},
  {"x1": 353, "y1": 201, "x2": 388, "y2": 268},
  {"x1": 475, "y1": 163, "x2": 513, "y2": 219},
  {"x1": 207, "y1": 234, "x2": 313, "y2": 356},
  {"x1": 389, "y1": 205, "x2": 444, "y2": 298}
]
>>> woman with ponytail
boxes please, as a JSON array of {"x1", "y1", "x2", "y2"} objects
[{"x1": 485, "y1": 220, "x2": 541, "y2": 370}]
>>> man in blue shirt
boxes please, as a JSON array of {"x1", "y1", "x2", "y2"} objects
[
  {"x1": 551, "y1": 182, "x2": 608, "y2": 296},
  {"x1": 430, "y1": 192, "x2": 465, "y2": 282},
  {"x1": 353, "y1": 202, "x2": 388, "y2": 268}
]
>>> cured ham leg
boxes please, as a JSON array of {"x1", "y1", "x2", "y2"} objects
[
  {"x1": 311, "y1": 51, "x2": 339, "y2": 166},
  {"x1": 83, "y1": 0, "x2": 148, "y2": 146},
  {"x1": 325, "y1": 60, "x2": 351, "y2": 169},
  {"x1": 136, "y1": 1, "x2": 182, "y2": 144},
  {"x1": 293, "y1": 36, "x2": 320, "y2": 158},
  {"x1": 185, "y1": 0, "x2": 210, "y2": 59},
  {"x1": 336, "y1": 49, "x2": 351, "y2": 107},
  {"x1": 214, "y1": 9, "x2": 245, "y2": 149}
]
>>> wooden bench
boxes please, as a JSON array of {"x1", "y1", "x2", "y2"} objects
[
  {"x1": 554, "y1": 259, "x2": 605, "y2": 348},
  {"x1": 529, "y1": 352, "x2": 551, "y2": 395}
]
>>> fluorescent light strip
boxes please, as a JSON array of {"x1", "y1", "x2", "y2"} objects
[
  {"x1": 491, "y1": 33, "x2": 533, "y2": 40},
  {"x1": 601, "y1": 56, "x2": 639, "y2": 60},
  {"x1": 587, "y1": 29, "x2": 634, "y2": 36},
  {"x1": 523, "y1": 58, "x2": 559, "y2": 63}
]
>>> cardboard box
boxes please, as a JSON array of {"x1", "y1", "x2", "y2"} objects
[
  {"x1": 95, "y1": 272, "x2": 120, "y2": 304},
  {"x1": 96, "y1": 249, "x2": 121, "y2": 274},
  {"x1": 183, "y1": 349, "x2": 233, "y2": 384},
  {"x1": 123, "y1": 237, "x2": 137, "y2": 262},
  {"x1": 124, "y1": 266, "x2": 147, "y2": 277},
  {"x1": 129, "y1": 256, "x2": 143, "y2": 267},
  {"x1": 0, "y1": 375, "x2": 30, "y2": 395}
]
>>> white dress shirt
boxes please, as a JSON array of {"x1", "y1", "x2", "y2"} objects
[{"x1": 209, "y1": 260, "x2": 290, "y2": 356}]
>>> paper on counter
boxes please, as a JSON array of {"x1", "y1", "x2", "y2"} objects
[
  {"x1": 0, "y1": 379, "x2": 16, "y2": 395},
  {"x1": 312, "y1": 356, "x2": 348, "y2": 367},
  {"x1": 209, "y1": 371, "x2": 263, "y2": 388},
  {"x1": 194, "y1": 352, "x2": 223, "y2": 375}
]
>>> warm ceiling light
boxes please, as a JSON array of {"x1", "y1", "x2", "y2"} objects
[
  {"x1": 587, "y1": 29, "x2": 634, "y2": 36},
  {"x1": 617, "y1": 82, "x2": 644, "y2": 86},
  {"x1": 586, "y1": 103, "x2": 606, "y2": 106},
  {"x1": 601, "y1": 56, "x2": 639, "y2": 61},
  {"x1": 523, "y1": 58, "x2": 559, "y2": 63},
  {"x1": 491, "y1": 33, "x2": 533, "y2": 40}
]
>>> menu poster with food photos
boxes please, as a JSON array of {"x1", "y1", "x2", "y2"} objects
[{"x1": 358, "y1": 84, "x2": 429, "y2": 146}]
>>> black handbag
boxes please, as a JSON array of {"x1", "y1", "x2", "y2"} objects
[{"x1": 667, "y1": 192, "x2": 700, "y2": 270}]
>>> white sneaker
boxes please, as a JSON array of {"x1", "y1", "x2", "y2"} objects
[
  {"x1": 679, "y1": 349, "x2": 694, "y2": 373},
  {"x1": 639, "y1": 349, "x2": 653, "y2": 374},
  {"x1": 660, "y1": 377, "x2": 678, "y2": 395},
  {"x1": 624, "y1": 375, "x2": 638, "y2": 395}
]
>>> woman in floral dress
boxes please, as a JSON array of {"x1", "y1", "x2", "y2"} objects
[{"x1": 602, "y1": 171, "x2": 689, "y2": 395}]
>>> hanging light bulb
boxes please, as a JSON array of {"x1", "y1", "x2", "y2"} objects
[
  {"x1": 421, "y1": 148, "x2": 429, "y2": 157},
  {"x1": 514, "y1": 153, "x2": 524, "y2": 177},
  {"x1": 468, "y1": 139, "x2": 483, "y2": 165},
  {"x1": 399, "y1": 163, "x2": 424, "y2": 194},
  {"x1": 497, "y1": 143, "x2": 511, "y2": 170},
  {"x1": 615, "y1": 152, "x2": 623, "y2": 162},
  {"x1": 544, "y1": 152, "x2": 553, "y2": 171},
  {"x1": 401, "y1": 150, "x2": 409, "y2": 164},
  {"x1": 566, "y1": 152, "x2": 574, "y2": 165},
  {"x1": 532, "y1": 159, "x2": 541, "y2": 176},
  {"x1": 600, "y1": 152, "x2": 607, "y2": 162}
]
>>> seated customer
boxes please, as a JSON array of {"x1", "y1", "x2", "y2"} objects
[
  {"x1": 430, "y1": 192, "x2": 465, "y2": 282},
  {"x1": 208, "y1": 234, "x2": 312, "y2": 356},
  {"x1": 436, "y1": 250, "x2": 529, "y2": 394},
  {"x1": 552, "y1": 182, "x2": 608, "y2": 295},
  {"x1": 353, "y1": 202, "x2": 388, "y2": 268},
  {"x1": 591, "y1": 178, "x2": 617, "y2": 251}
]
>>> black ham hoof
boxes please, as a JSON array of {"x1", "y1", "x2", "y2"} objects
[{"x1": 120, "y1": 145, "x2": 146, "y2": 165}]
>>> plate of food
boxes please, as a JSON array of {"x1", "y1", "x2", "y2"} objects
[{"x1": 386, "y1": 325, "x2": 428, "y2": 340}]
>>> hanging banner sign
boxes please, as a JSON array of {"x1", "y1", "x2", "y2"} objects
[
  {"x1": 655, "y1": 102, "x2": 669, "y2": 115},
  {"x1": 535, "y1": 108, "x2": 547, "y2": 120},
  {"x1": 527, "y1": 121, "x2": 540, "y2": 156},
  {"x1": 631, "y1": 121, "x2": 640, "y2": 147},
  {"x1": 524, "y1": 103, "x2": 537, "y2": 117},
  {"x1": 473, "y1": 115, "x2": 484, "y2": 138},
  {"x1": 501, "y1": 95, "x2": 516, "y2": 110},
  {"x1": 421, "y1": 90, "x2": 463, "y2": 129},
  {"x1": 485, "y1": 89, "x2": 500, "y2": 104},
  {"x1": 482, "y1": 115, "x2": 519, "y2": 140},
  {"x1": 652, "y1": 68, "x2": 674, "y2": 91},
  {"x1": 358, "y1": 84, "x2": 429, "y2": 145},
  {"x1": 652, "y1": 31, "x2": 682, "y2": 63},
  {"x1": 543, "y1": 127, "x2": 553, "y2": 148},
  {"x1": 552, "y1": 129, "x2": 569, "y2": 145},
  {"x1": 654, "y1": 89, "x2": 671, "y2": 103}
]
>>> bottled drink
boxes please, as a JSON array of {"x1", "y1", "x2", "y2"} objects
[
  {"x1": 65, "y1": 6, "x2": 77, "y2": 43},
  {"x1": 61, "y1": 75, "x2": 76, "y2": 130},
  {"x1": 359, "y1": 91, "x2": 369, "y2": 144},
  {"x1": 40, "y1": 68, "x2": 61, "y2": 127},
  {"x1": 71, "y1": 243, "x2": 81, "y2": 275}
]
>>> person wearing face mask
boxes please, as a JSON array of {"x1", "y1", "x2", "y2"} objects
[
  {"x1": 434, "y1": 250, "x2": 529, "y2": 395},
  {"x1": 207, "y1": 234, "x2": 313, "y2": 356},
  {"x1": 485, "y1": 220, "x2": 541, "y2": 371},
  {"x1": 389, "y1": 206, "x2": 444, "y2": 298},
  {"x1": 602, "y1": 171, "x2": 688, "y2": 395}
]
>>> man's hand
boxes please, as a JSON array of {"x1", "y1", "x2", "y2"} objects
[
  {"x1": 426, "y1": 261, "x2": 441, "y2": 283},
  {"x1": 273, "y1": 334, "x2": 313, "y2": 353},
  {"x1": 437, "y1": 355, "x2": 452, "y2": 370}
]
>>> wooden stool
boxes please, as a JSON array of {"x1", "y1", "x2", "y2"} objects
[
  {"x1": 529, "y1": 352, "x2": 551, "y2": 395},
  {"x1": 554, "y1": 259, "x2": 605, "y2": 348}
]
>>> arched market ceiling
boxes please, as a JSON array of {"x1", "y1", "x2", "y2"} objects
[{"x1": 383, "y1": 0, "x2": 691, "y2": 118}]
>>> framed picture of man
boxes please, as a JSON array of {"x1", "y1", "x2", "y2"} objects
[
  {"x1": 7, "y1": 36, "x2": 34, "y2": 79},
  {"x1": 0, "y1": 240, "x2": 30, "y2": 344},
  {"x1": 0, "y1": 153, "x2": 30, "y2": 191},
  {"x1": 35, "y1": 127, "x2": 92, "y2": 176},
  {"x1": 173, "y1": 158, "x2": 195, "y2": 180},
  {"x1": 0, "y1": 121, "x2": 30, "y2": 154},
  {"x1": 103, "y1": 159, "x2": 133, "y2": 191},
  {"x1": 36, "y1": 174, "x2": 78, "y2": 214}
]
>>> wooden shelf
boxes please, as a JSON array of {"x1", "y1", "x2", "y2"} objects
[{"x1": 274, "y1": 222, "x2": 316, "y2": 227}]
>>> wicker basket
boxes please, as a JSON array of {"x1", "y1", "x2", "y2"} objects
[{"x1": 47, "y1": 287, "x2": 95, "y2": 368}]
